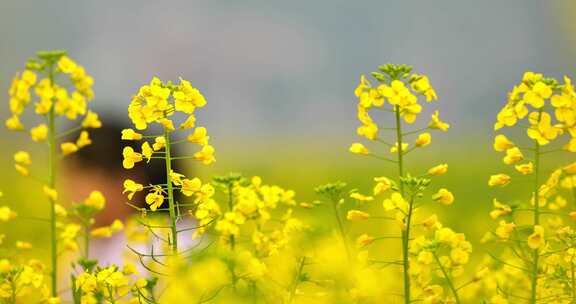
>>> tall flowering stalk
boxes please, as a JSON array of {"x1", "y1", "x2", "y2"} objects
[
  {"x1": 349, "y1": 64, "x2": 469, "y2": 303},
  {"x1": 487, "y1": 72, "x2": 576, "y2": 303},
  {"x1": 121, "y1": 77, "x2": 215, "y2": 255},
  {"x1": 5, "y1": 50, "x2": 99, "y2": 297}
]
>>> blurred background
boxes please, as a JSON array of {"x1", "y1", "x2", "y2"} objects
[{"x1": 1, "y1": 0, "x2": 576, "y2": 254}]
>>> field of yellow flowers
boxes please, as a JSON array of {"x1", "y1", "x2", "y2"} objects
[{"x1": 1, "y1": 50, "x2": 575, "y2": 304}]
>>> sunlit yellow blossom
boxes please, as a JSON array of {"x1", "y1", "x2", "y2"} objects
[
  {"x1": 5, "y1": 115, "x2": 24, "y2": 130},
  {"x1": 349, "y1": 193, "x2": 374, "y2": 202},
  {"x1": 76, "y1": 130, "x2": 91, "y2": 148},
  {"x1": 564, "y1": 162, "x2": 576, "y2": 174},
  {"x1": 390, "y1": 142, "x2": 409, "y2": 153},
  {"x1": 194, "y1": 145, "x2": 216, "y2": 165},
  {"x1": 30, "y1": 124, "x2": 48, "y2": 141},
  {"x1": 503, "y1": 147, "x2": 523, "y2": 165},
  {"x1": 527, "y1": 225, "x2": 545, "y2": 249},
  {"x1": 415, "y1": 132, "x2": 431, "y2": 147},
  {"x1": 16, "y1": 241, "x2": 32, "y2": 249},
  {"x1": 346, "y1": 210, "x2": 370, "y2": 221},
  {"x1": 122, "y1": 147, "x2": 143, "y2": 169},
  {"x1": 180, "y1": 115, "x2": 196, "y2": 129},
  {"x1": 417, "y1": 251, "x2": 434, "y2": 265},
  {"x1": 429, "y1": 111, "x2": 450, "y2": 131},
  {"x1": 141, "y1": 142, "x2": 153, "y2": 161},
  {"x1": 493, "y1": 134, "x2": 515, "y2": 152},
  {"x1": 145, "y1": 186, "x2": 165, "y2": 211},
  {"x1": 383, "y1": 192, "x2": 408, "y2": 212},
  {"x1": 432, "y1": 188, "x2": 454, "y2": 205},
  {"x1": 373, "y1": 177, "x2": 393, "y2": 195},
  {"x1": 91, "y1": 227, "x2": 113, "y2": 238},
  {"x1": 527, "y1": 112, "x2": 561, "y2": 145},
  {"x1": 169, "y1": 170, "x2": 185, "y2": 186},
  {"x1": 121, "y1": 128, "x2": 143, "y2": 140},
  {"x1": 523, "y1": 82, "x2": 552, "y2": 108},
  {"x1": 495, "y1": 221, "x2": 515, "y2": 239},
  {"x1": 15, "y1": 164, "x2": 29, "y2": 176},
  {"x1": 84, "y1": 191, "x2": 106, "y2": 210},
  {"x1": 82, "y1": 111, "x2": 102, "y2": 128},
  {"x1": 515, "y1": 162, "x2": 534, "y2": 175},
  {"x1": 488, "y1": 174, "x2": 511, "y2": 187},
  {"x1": 187, "y1": 127, "x2": 209, "y2": 145},
  {"x1": 43, "y1": 186, "x2": 58, "y2": 201},
  {"x1": 349, "y1": 142, "x2": 369, "y2": 155},
  {"x1": 181, "y1": 178, "x2": 202, "y2": 196},
  {"x1": 14, "y1": 151, "x2": 31, "y2": 165},
  {"x1": 356, "y1": 234, "x2": 375, "y2": 248},
  {"x1": 0, "y1": 207, "x2": 17, "y2": 222},
  {"x1": 428, "y1": 163, "x2": 448, "y2": 176},
  {"x1": 60, "y1": 142, "x2": 78, "y2": 156},
  {"x1": 123, "y1": 179, "x2": 143, "y2": 200},
  {"x1": 490, "y1": 199, "x2": 512, "y2": 219},
  {"x1": 411, "y1": 74, "x2": 437, "y2": 102},
  {"x1": 152, "y1": 136, "x2": 166, "y2": 151},
  {"x1": 174, "y1": 78, "x2": 206, "y2": 113}
]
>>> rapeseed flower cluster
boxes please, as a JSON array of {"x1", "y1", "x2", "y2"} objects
[
  {"x1": 4, "y1": 50, "x2": 103, "y2": 300},
  {"x1": 122, "y1": 77, "x2": 215, "y2": 256},
  {"x1": 344, "y1": 64, "x2": 472, "y2": 303},
  {"x1": 486, "y1": 72, "x2": 576, "y2": 303}
]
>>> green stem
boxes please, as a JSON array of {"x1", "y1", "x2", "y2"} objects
[
  {"x1": 47, "y1": 60, "x2": 59, "y2": 297},
  {"x1": 395, "y1": 105, "x2": 410, "y2": 304},
  {"x1": 530, "y1": 131, "x2": 541, "y2": 304},
  {"x1": 288, "y1": 256, "x2": 306, "y2": 303},
  {"x1": 227, "y1": 184, "x2": 235, "y2": 251},
  {"x1": 84, "y1": 220, "x2": 91, "y2": 259},
  {"x1": 163, "y1": 129, "x2": 178, "y2": 254},
  {"x1": 10, "y1": 278, "x2": 16, "y2": 304},
  {"x1": 433, "y1": 252, "x2": 460, "y2": 304},
  {"x1": 331, "y1": 199, "x2": 351, "y2": 263}
]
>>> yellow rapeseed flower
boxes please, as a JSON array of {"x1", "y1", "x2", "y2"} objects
[
  {"x1": 428, "y1": 164, "x2": 448, "y2": 176},
  {"x1": 415, "y1": 132, "x2": 431, "y2": 147},
  {"x1": 30, "y1": 124, "x2": 48, "y2": 141},
  {"x1": 122, "y1": 147, "x2": 143, "y2": 169},
  {"x1": 121, "y1": 128, "x2": 143, "y2": 140},
  {"x1": 349, "y1": 143, "x2": 369, "y2": 155},
  {"x1": 432, "y1": 188, "x2": 454, "y2": 205},
  {"x1": 346, "y1": 210, "x2": 370, "y2": 221},
  {"x1": 488, "y1": 174, "x2": 511, "y2": 187},
  {"x1": 493, "y1": 134, "x2": 515, "y2": 152}
]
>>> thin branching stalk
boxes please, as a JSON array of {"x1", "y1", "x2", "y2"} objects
[
  {"x1": 288, "y1": 256, "x2": 306, "y2": 303},
  {"x1": 331, "y1": 198, "x2": 351, "y2": 263},
  {"x1": 394, "y1": 104, "x2": 411, "y2": 304},
  {"x1": 47, "y1": 59, "x2": 59, "y2": 297},
  {"x1": 433, "y1": 252, "x2": 461, "y2": 304},
  {"x1": 84, "y1": 219, "x2": 91, "y2": 259},
  {"x1": 530, "y1": 112, "x2": 542, "y2": 304},
  {"x1": 163, "y1": 129, "x2": 178, "y2": 254},
  {"x1": 227, "y1": 184, "x2": 235, "y2": 251}
]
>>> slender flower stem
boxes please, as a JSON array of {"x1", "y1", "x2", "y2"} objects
[
  {"x1": 530, "y1": 119, "x2": 541, "y2": 304},
  {"x1": 84, "y1": 220, "x2": 91, "y2": 259},
  {"x1": 433, "y1": 252, "x2": 461, "y2": 304},
  {"x1": 331, "y1": 199, "x2": 351, "y2": 263},
  {"x1": 288, "y1": 256, "x2": 306, "y2": 303},
  {"x1": 163, "y1": 129, "x2": 178, "y2": 254},
  {"x1": 227, "y1": 184, "x2": 235, "y2": 250},
  {"x1": 394, "y1": 105, "x2": 411, "y2": 304},
  {"x1": 47, "y1": 60, "x2": 59, "y2": 297}
]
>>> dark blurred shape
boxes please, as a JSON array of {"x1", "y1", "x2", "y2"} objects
[{"x1": 68, "y1": 120, "x2": 169, "y2": 187}]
